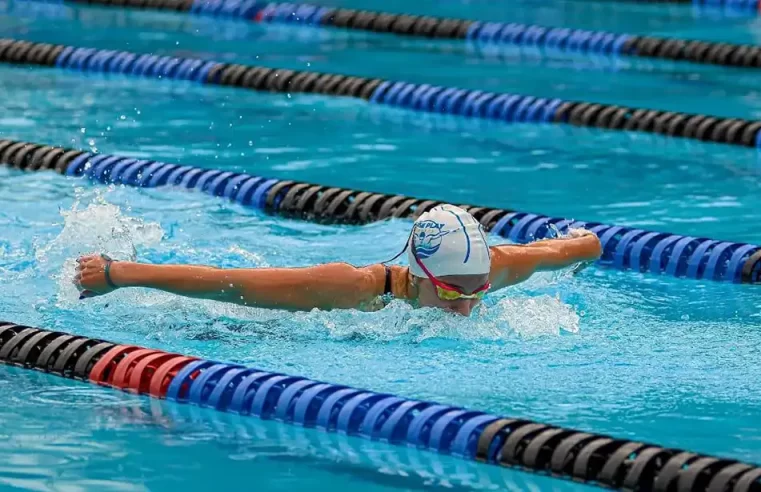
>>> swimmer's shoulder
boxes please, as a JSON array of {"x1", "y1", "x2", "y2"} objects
[
  {"x1": 385, "y1": 264, "x2": 410, "y2": 300},
  {"x1": 357, "y1": 264, "x2": 410, "y2": 311}
]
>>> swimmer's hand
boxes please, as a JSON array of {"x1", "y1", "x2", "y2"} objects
[
  {"x1": 488, "y1": 227, "x2": 602, "y2": 289},
  {"x1": 564, "y1": 227, "x2": 595, "y2": 239},
  {"x1": 564, "y1": 229, "x2": 596, "y2": 274},
  {"x1": 75, "y1": 254, "x2": 120, "y2": 299}
]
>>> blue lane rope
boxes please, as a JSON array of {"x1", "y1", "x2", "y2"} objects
[
  {"x1": 4, "y1": 320, "x2": 761, "y2": 491},
  {"x1": 2, "y1": 37, "x2": 761, "y2": 148},
  {"x1": 18, "y1": 0, "x2": 761, "y2": 70},
  {"x1": 69, "y1": 156, "x2": 761, "y2": 283},
  {"x1": 2, "y1": 137, "x2": 758, "y2": 284}
]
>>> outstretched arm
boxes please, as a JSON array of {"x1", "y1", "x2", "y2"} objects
[
  {"x1": 75, "y1": 255, "x2": 394, "y2": 311},
  {"x1": 488, "y1": 229, "x2": 602, "y2": 290}
]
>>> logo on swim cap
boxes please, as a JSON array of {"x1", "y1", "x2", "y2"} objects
[
  {"x1": 408, "y1": 205, "x2": 491, "y2": 278},
  {"x1": 413, "y1": 220, "x2": 452, "y2": 259}
]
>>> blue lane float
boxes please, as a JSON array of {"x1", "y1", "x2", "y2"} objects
[
  {"x1": 2, "y1": 319, "x2": 761, "y2": 492},
  {"x1": 1, "y1": 137, "x2": 759, "y2": 284},
  {"x1": 2, "y1": 37, "x2": 761, "y2": 149},
  {"x1": 23, "y1": 0, "x2": 761, "y2": 69}
]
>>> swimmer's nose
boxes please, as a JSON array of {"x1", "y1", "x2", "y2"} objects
[{"x1": 445, "y1": 301, "x2": 472, "y2": 317}]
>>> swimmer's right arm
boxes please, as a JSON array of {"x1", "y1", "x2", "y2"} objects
[
  {"x1": 75, "y1": 254, "x2": 403, "y2": 311},
  {"x1": 488, "y1": 229, "x2": 602, "y2": 289}
]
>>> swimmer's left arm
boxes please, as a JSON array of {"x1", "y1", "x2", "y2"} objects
[
  {"x1": 488, "y1": 229, "x2": 602, "y2": 290},
  {"x1": 75, "y1": 255, "x2": 394, "y2": 311}
]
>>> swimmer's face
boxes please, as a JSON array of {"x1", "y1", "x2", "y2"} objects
[{"x1": 415, "y1": 273, "x2": 490, "y2": 317}]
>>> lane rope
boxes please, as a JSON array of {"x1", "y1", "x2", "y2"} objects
[
  {"x1": 2, "y1": 38, "x2": 761, "y2": 149},
  {"x1": 1, "y1": 319, "x2": 760, "y2": 492},
  {"x1": 2, "y1": 0, "x2": 746, "y2": 79},
  {"x1": 2, "y1": 137, "x2": 760, "y2": 284},
  {"x1": 29, "y1": 0, "x2": 761, "y2": 69}
]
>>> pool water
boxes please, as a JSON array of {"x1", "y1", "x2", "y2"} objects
[{"x1": 1, "y1": 0, "x2": 761, "y2": 490}]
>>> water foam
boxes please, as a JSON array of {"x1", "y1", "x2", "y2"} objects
[{"x1": 139, "y1": 290, "x2": 582, "y2": 346}]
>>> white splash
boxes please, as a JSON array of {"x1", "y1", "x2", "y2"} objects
[
  {"x1": 219, "y1": 292, "x2": 582, "y2": 343},
  {"x1": 35, "y1": 190, "x2": 164, "y2": 305},
  {"x1": 493, "y1": 295, "x2": 580, "y2": 337},
  {"x1": 103, "y1": 289, "x2": 582, "y2": 344}
]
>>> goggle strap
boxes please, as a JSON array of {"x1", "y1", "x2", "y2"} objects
[{"x1": 380, "y1": 226, "x2": 415, "y2": 266}]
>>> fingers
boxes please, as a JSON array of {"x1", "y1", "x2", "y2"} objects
[
  {"x1": 73, "y1": 272, "x2": 82, "y2": 288},
  {"x1": 76, "y1": 254, "x2": 101, "y2": 265},
  {"x1": 566, "y1": 228, "x2": 593, "y2": 239},
  {"x1": 79, "y1": 289, "x2": 97, "y2": 300},
  {"x1": 73, "y1": 255, "x2": 93, "y2": 292},
  {"x1": 75, "y1": 254, "x2": 103, "y2": 272},
  {"x1": 73, "y1": 254, "x2": 109, "y2": 300}
]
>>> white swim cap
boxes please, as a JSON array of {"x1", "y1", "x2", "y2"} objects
[{"x1": 408, "y1": 205, "x2": 491, "y2": 278}]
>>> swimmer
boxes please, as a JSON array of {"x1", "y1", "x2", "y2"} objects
[{"x1": 74, "y1": 205, "x2": 601, "y2": 316}]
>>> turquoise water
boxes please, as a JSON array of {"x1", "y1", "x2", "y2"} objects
[{"x1": 2, "y1": 1, "x2": 761, "y2": 491}]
